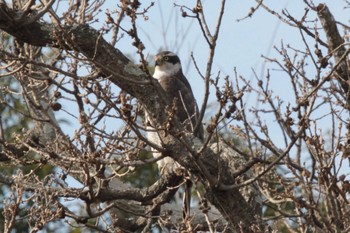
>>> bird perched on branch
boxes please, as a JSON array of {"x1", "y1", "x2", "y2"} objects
[{"x1": 145, "y1": 51, "x2": 204, "y2": 219}]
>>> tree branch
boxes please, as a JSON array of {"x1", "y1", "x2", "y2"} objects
[{"x1": 317, "y1": 3, "x2": 350, "y2": 101}]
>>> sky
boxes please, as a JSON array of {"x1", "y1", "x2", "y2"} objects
[
  {"x1": 78, "y1": 1, "x2": 346, "y2": 134},
  {"x1": 111, "y1": 0, "x2": 349, "y2": 112}
]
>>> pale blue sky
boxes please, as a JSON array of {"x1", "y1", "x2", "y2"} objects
[
  {"x1": 112, "y1": 1, "x2": 349, "y2": 110},
  {"x1": 95, "y1": 1, "x2": 348, "y2": 129}
]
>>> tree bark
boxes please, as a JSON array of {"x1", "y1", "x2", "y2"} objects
[{"x1": 317, "y1": 4, "x2": 350, "y2": 101}]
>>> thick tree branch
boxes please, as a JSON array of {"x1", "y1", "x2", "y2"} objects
[{"x1": 317, "y1": 4, "x2": 350, "y2": 100}]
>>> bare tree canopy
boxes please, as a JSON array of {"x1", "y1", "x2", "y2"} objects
[{"x1": 0, "y1": 1, "x2": 350, "y2": 233}]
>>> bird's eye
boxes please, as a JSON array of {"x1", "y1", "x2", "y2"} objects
[{"x1": 163, "y1": 56, "x2": 169, "y2": 61}]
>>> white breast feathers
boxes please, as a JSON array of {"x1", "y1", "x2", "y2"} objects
[{"x1": 153, "y1": 63, "x2": 181, "y2": 80}]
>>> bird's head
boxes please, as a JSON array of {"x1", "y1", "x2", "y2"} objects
[{"x1": 153, "y1": 51, "x2": 182, "y2": 78}]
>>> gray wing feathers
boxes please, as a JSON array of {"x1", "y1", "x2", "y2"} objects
[{"x1": 158, "y1": 73, "x2": 203, "y2": 140}]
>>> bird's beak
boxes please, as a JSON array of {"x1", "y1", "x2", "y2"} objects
[{"x1": 154, "y1": 55, "x2": 162, "y2": 66}]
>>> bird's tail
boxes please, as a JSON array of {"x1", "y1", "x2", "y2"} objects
[{"x1": 183, "y1": 179, "x2": 192, "y2": 220}]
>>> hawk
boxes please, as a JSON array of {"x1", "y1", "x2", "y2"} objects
[{"x1": 145, "y1": 51, "x2": 204, "y2": 218}]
